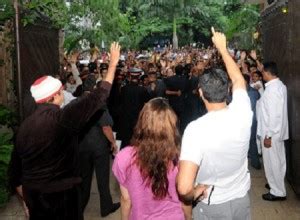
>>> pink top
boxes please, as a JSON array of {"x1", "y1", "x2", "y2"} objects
[{"x1": 112, "y1": 147, "x2": 184, "y2": 220}]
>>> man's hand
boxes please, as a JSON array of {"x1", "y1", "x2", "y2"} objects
[
  {"x1": 104, "y1": 42, "x2": 121, "y2": 83},
  {"x1": 254, "y1": 84, "x2": 261, "y2": 90},
  {"x1": 22, "y1": 201, "x2": 30, "y2": 218},
  {"x1": 160, "y1": 59, "x2": 167, "y2": 68},
  {"x1": 70, "y1": 51, "x2": 79, "y2": 64},
  {"x1": 211, "y1": 27, "x2": 227, "y2": 53},
  {"x1": 240, "y1": 51, "x2": 247, "y2": 61},
  {"x1": 211, "y1": 27, "x2": 245, "y2": 91},
  {"x1": 111, "y1": 142, "x2": 118, "y2": 156},
  {"x1": 193, "y1": 184, "x2": 208, "y2": 201},
  {"x1": 250, "y1": 50, "x2": 257, "y2": 60},
  {"x1": 264, "y1": 137, "x2": 272, "y2": 148},
  {"x1": 109, "y1": 42, "x2": 121, "y2": 67}
]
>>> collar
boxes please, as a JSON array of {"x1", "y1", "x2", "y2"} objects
[{"x1": 265, "y1": 78, "x2": 279, "y2": 87}]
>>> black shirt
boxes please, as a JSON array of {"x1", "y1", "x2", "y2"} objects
[{"x1": 10, "y1": 81, "x2": 111, "y2": 193}]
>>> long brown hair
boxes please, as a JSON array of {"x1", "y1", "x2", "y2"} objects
[{"x1": 131, "y1": 98, "x2": 181, "y2": 199}]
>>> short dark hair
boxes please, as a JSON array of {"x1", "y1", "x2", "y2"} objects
[
  {"x1": 253, "y1": 70, "x2": 262, "y2": 78},
  {"x1": 263, "y1": 62, "x2": 278, "y2": 76},
  {"x1": 198, "y1": 68, "x2": 229, "y2": 103},
  {"x1": 140, "y1": 74, "x2": 148, "y2": 81},
  {"x1": 88, "y1": 62, "x2": 97, "y2": 73},
  {"x1": 175, "y1": 65, "x2": 184, "y2": 76}
]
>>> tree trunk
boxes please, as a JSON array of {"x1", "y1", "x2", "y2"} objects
[{"x1": 172, "y1": 17, "x2": 178, "y2": 49}]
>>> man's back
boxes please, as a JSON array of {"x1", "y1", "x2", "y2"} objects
[
  {"x1": 16, "y1": 104, "x2": 80, "y2": 192},
  {"x1": 14, "y1": 81, "x2": 112, "y2": 193},
  {"x1": 181, "y1": 89, "x2": 253, "y2": 204}
]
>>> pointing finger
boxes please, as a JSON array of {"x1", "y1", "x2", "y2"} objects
[{"x1": 211, "y1": 27, "x2": 215, "y2": 35}]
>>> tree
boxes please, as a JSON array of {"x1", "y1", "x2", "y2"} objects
[{"x1": 125, "y1": 0, "x2": 199, "y2": 49}]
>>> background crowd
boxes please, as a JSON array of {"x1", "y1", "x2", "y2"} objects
[{"x1": 8, "y1": 28, "x2": 288, "y2": 220}]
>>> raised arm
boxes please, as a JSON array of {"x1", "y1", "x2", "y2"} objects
[
  {"x1": 104, "y1": 42, "x2": 120, "y2": 84},
  {"x1": 211, "y1": 27, "x2": 246, "y2": 91},
  {"x1": 70, "y1": 52, "x2": 82, "y2": 86},
  {"x1": 60, "y1": 42, "x2": 120, "y2": 130}
]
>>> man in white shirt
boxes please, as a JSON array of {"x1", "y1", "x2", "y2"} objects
[
  {"x1": 256, "y1": 62, "x2": 288, "y2": 201},
  {"x1": 177, "y1": 28, "x2": 253, "y2": 219}
]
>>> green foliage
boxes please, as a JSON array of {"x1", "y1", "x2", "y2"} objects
[
  {"x1": 0, "y1": 105, "x2": 17, "y2": 128},
  {"x1": 120, "y1": 0, "x2": 260, "y2": 49},
  {"x1": 21, "y1": 0, "x2": 68, "y2": 28},
  {"x1": 225, "y1": 3, "x2": 260, "y2": 49},
  {"x1": 13, "y1": 0, "x2": 260, "y2": 50},
  {"x1": 0, "y1": 105, "x2": 16, "y2": 207},
  {"x1": 0, "y1": 0, "x2": 14, "y2": 23}
]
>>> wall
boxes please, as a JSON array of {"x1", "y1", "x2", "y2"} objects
[{"x1": 18, "y1": 19, "x2": 60, "y2": 118}]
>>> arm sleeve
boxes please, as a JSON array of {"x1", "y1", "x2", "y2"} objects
[
  {"x1": 228, "y1": 89, "x2": 253, "y2": 126},
  {"x1": 59, "y1": 81, "x2": 112, "y2": 131},
  {"x1": 99, "y1": 110, "x2": 114, "y2": 127},
  {"x1": 180, "y1": 123, "x2": 203, "y2": 165},
  {"x1": 71, "y1": 63, "x2": 82, "y2": 86}
]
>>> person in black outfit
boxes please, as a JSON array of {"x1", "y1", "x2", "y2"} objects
[
  {"x1": 164, "y1": 64, "x2": 187, "y2": 133},
  {"x1": 184, "y1": 70, "x2": 206, "y2": 127},
  {"x1": 79, "y1": 109, "x2": 120, "y2": 217},
  {"x1": 79, "y1": 76, "x2": 120, "y2": 217},
  {"x1": 8, "y1": 42, "x2": 120, "y2": 220},
  {"x1": 107, "y1": 68, "x2": 124, "y2": 133},
  {"x1": 118, "y1": 68, "x2": 150, "y2": 148}
]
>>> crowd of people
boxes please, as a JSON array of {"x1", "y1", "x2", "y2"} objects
[{"x1": 8, "y1": 27, "x2": 289, "y2": 220}]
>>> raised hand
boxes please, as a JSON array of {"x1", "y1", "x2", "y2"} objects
[
  {"x1": 240, "y1": 51, "x2": 247, "y2": 61},
  {"x1": 250, "y1": 50, "x2": 257, "y2": 60},
  {"x1": 109, "y1": 42, "x2": 121, "y2": 66},
  {"x1": 160, "y1": 59, "x2": 167, "y2": 68},
  {"x1": 211, "y1": 27, "x2": 227, "y2": 53},
  {"x1": 70, "y1": 51, "x2": 80, "y2": 64}
]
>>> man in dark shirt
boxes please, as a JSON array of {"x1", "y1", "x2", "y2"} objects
[
  {"x1": 147, "y1": 71, "x2": 166, "y2": 98},
  {"x1": 79, "y1": 77, "x2": 120, "y2": 217},
  {"x1": 164, "y1": 64, "x2": 187, "y2": 133},
  {"x1": 118, "y1": 68, "x2": 150, "y2": 148},
  {"x1": 9, "y1": 42, "x2": 120, "y2": 220}
]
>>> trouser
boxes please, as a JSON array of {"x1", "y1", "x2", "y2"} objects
[
  {"x1": 79, "y1": 150, "x2": 113, "y2": 215},
  {"x1": 262, "y1": 139, "x2": 286, "y2": 196},
  {"x1": 248, "y1": 120, "x2": 261, "y2": 168},
  {"x1": 23, "y1": 186, "x2": 83, "y2": 220},
  {"x1": 193, "y1": 193, "x2": 251, "y2": 220}
]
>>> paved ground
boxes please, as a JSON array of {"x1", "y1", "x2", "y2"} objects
[{"x1": 1, "y1": 161, "x2": 299, "y2": 220}]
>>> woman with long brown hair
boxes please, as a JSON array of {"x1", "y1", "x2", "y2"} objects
[{"x1": 112, "y1": 98, "x2": 191, "y2": 220}]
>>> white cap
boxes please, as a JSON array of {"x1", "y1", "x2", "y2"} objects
[{"x1": 30, "y1": 76, "x2": 62, "y2": 103}]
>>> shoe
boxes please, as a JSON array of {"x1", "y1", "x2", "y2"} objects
[
  {"x1": 262, "y1": 193, "x2": 286, "y2": 201},
  {"x1": 265, "y1": 183, "x2": 270, "y2": 190},
  {"x1": 101, "y1": 202, "x2": 120, "y2": 217}
]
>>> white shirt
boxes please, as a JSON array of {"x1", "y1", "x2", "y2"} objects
[
  {"x1": 256, "y1": 78, "x2": 288, "y2": 141},
  {"x1": 66, "y1": 63, "x2": 82, "y2": 94},
  {"x1": 180, "y1": 89, "x2": 253, "y2": 205},
  {"x1": 61, "y1": 90, "x2": 76, "y2": 108},
  {"x1": 250, "y1": 80, "x2": 264, "y2": 97}
]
